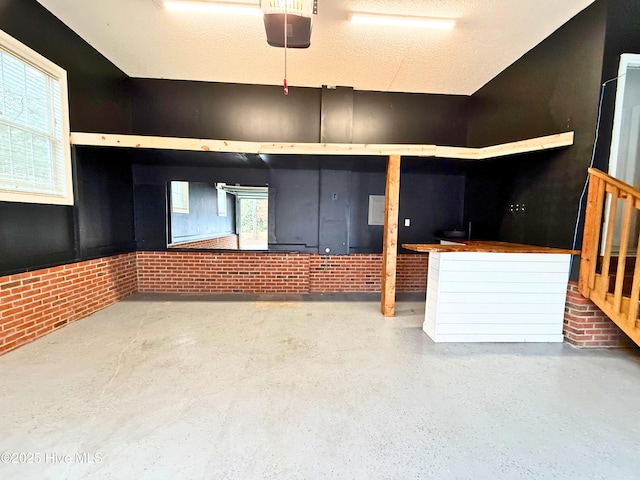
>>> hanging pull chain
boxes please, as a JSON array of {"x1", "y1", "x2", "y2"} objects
[{"x1": 283, "y1": 2, "x2": 288, "y2": 95}]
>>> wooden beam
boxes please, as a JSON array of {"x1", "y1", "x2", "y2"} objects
[
  {"x1": 70, "y1": 132, "x2": 437, "y2": 157},
  {"x1": 478, "y1": 132, "x2": 574, "y2": 159},
  {"x1": 69, "y1": 131, "x2": 574, "y2": 160},
  {"x1": 433, "y1": 133, "x2": 575, "y2": 159},
  {"x1": 381, "y1": 155, "x2": 401, "y2": 317}
]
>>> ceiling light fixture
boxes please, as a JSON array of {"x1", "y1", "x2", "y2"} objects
[
  {"x1": 164, "y1": 1, "x2": 262, "y2": 16},
  {"x1": 350, "y1": 12, "x2": 455, "y2": 30}
]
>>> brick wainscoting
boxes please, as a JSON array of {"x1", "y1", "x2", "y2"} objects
[
  {"x1": 564, "y1": 281, "x2": 634, "y2": 348},
  {"x1": 137, "y1": 251, "x2": 311, "y2": 293},
  {"x1": 0, "y1": 253, "x2": 137, "y2": 355},
  {"x1": 137, "y1": 251, "x2": 429, "y2": 294},
  {"x1": 169, "y1": 234, "x2": 239, "y2": 250},
  {"x1": 396, "y1": 254, "x2": 430, "y2": 292},
  {"x1": 309, "y1": 255, "x2": 382, "y2": 292}
]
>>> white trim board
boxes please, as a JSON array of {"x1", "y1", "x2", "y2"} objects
[{"x1": 70, "y1": 131, "x2": 574, "y2": 160}]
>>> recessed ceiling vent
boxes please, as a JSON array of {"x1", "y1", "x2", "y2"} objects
[{"x1": 260, "y1": 0, "x2": 317, "y2": 48}]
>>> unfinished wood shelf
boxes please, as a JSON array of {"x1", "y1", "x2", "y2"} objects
[{"x1": 70, "y1": 131, "x2": 574, "y2": 160}]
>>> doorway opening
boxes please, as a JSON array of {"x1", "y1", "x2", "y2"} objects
[
  {"x1": 604, "y1": 54, "x2": 640, "y2": 254},
  {"x1": 221, "y1": 185, "x2": 269, "y2": 250},
  {"x1": 238, "y1": 197, "x2": 268, "y2": 250}
]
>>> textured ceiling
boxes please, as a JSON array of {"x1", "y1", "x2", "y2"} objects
[{"x1": 35, "y1": 0, "x2": 595, "y2": 95}]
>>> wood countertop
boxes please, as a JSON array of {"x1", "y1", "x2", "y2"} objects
[{"x1": 402, "y1": 240, "x2": 579, "y2": 255}]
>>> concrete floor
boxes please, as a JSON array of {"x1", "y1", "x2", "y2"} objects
[{"x1": 1, "y1": 293, "x2": 640, "y2": 480}]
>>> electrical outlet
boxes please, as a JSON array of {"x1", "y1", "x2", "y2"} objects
[
  {"x1": 404, "y1": 218, "x2": 411, "y2": 227},
  {"x1": 509, "y1": 203, "x2": 526, "y2": 213}
]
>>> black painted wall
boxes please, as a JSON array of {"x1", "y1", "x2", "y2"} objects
[
  {"x1": 463, "y1": 159, "x2": 519, "y2": 240},
  {"x1": 130, "y1": 79, "x2": 321, "y2": 143},
  {"x1": 75, "y1": 148, "x2": 135, "y2": 259},
  {"x1": 169, "y1": 182, "x2": 236, "y2": 244},
  {"x1": 130, "y1": 79, "x2": 471, "y2": 146},
  {"x1": 399, "y1": 173, "x2": 466, "y2": 249},
  {"x1": 319, "y1": 170, "x2": 351, "y2": 255},
  {"x1": 466, "y1": 1, "x2": 608, "y2": 248},
  {"x1": 349, "y1": 172, "x2": 385, "y2": 253},
  {"x1": 353, "y1": 91, "x2": 469, "y2": 145},
  {"x1": 268, "y1": 169, "x2": 320, "y2": 251},
  {"x1": 0, "y1": 0, "x2": 133, "y2": 275},
  {"x1": 0, "y1": 201, "x2": 75, "y2": 274},
  {"x1": 321, "y1": 87, "x2": 354, "y2": 143}
]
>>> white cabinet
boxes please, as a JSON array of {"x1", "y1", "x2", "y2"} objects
[{"x1": 424, "y1": 251, "x2": 570, "y2": 343}]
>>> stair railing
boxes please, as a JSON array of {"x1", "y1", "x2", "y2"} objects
[{"x1": 579, "y1": 168, "x2": 640, "y2": 344}]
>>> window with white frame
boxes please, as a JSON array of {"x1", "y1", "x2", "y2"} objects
[
  {"x1": 171, "y1": 181, "x2": 189, "y2": 213},
  {"x1": 0, "y1": 29, "x2": 72, "y2": 205}
]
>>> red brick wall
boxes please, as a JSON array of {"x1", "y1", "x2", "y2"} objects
[
  {"x1": 137, "y1": 251, "x2": 311, "y2": 293},
  {"x1": 308, "y1": 254, "x2": 429, "y2": 292},
  {"x1": 169, "y1": 234, "x2": 239, "y2": 250},
  {"x1": 397, "y1": 254, "x2": 430, "y2": 292},
  {"x1": 564, "y1": 281, "x2": 634, "y2": 348},
  {"x1": 137, "y1": 251, "x2": 429, "y2": 294},
  {"x1": 0, "y1": 253, "x2": 137, "y2": 355},
  {"x1": 309, "y1": 255, "x2": 381, "y2": 292}
]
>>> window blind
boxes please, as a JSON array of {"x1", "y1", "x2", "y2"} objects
[{"x1": 0, "y1": 46, "x2": 66, "y2": 197}]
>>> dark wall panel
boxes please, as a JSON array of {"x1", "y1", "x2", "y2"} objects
[
  {"x1": 268, "y1": 169, "x2": 319, "y2": 251},
  {"x1": 398, "y1": 174, "x2": 466, "y2": 250},
  {"x1": 0, "y1": 202, "x2": 75, "y2": 274},
  {"x1": 466, "y1": 1, "x2": 608, "y2": 249},
  {"x1": 350, "y1": 171, "x2": 466, "y2": 253},
  {"x1": 321, "y1": 86, "x2": 354, "y2": 143},
  {"x1": 463, "y1": 159, "x2": 517, "y2": 240},
  {"x1": 131, "y1": 80, "x2": 321, "y2": 142},
  {"x1": 134, "y1": 184, "x2": 168, "y2": 251},
  {"x1": 349, "y1": 172, "x2": 385, "y2": 253},
  {"x1": 319, "y1": 170, "x2": 351, "y2": 255},
  {"x1": 353, "y1": 91, "x2": 470, "y2": 145},
  {"x1": 75, "y1": 147, "x2": 136, "y2": 258},
  {"x1": 131, "y1": 79, "x2": 473, "y2": 146}
]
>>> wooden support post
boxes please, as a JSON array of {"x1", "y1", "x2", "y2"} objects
[
  {"x1": 381, "y1": 155, "x2": 401, "y2": 317},
  {"x1": 579, "y1": 173, "x2": 604, "y2": 297}
]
